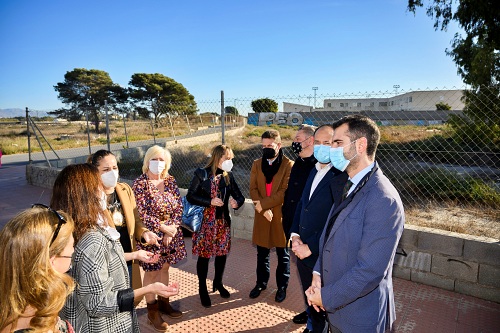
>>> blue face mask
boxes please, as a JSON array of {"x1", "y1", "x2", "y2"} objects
[
  {"x1": 314, "y1": 145, "x2": 331, "y2": 164},
  {"x1": 329, "y1": 140, "x2": 357, "y2": 172}
]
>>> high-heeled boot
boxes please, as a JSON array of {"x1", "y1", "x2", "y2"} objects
[
  {"x1": 212, "y1": 255, "x2": 230, "y2": 298},
  {"x1": 158, "y1": 296, "x2": 182, "y2": 318},
  {"x1": 197, "y1": 257, "x2": 211, "y2": 308},
  {"x1": 147, "y1": 301, "x2": 168, "y2": 332}
]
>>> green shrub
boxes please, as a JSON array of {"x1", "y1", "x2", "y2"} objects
[{"x1": 411, "y1": 169, "x2": 500, "y2": 208}]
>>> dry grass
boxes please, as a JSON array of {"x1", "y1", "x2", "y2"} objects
[{"x1": 406, "y1": 204, "x2": 500, "y2": 239}]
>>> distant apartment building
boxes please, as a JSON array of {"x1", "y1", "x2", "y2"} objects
[
  {"x1": 284, "y1": 90, "x2": 464, "y2": 113},
  {"x1": 248, "y1": 90, "x2": 465, "y2": 126}
]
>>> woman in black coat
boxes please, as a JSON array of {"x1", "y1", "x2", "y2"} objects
[{"x1": 186, "y1": 144, "x2": 245, "y2": 308}]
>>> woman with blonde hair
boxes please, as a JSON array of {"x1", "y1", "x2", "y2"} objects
[
  {"x1": 0, "y1": 205, "x2": 75, "y2": 333},
  {"x1": 133, "y1": 145, "x2": 187, "y2": 331},
  {"x1": 52, "y1": 163, "x2": 179, "y2": 333},
  {"x1": 186, "y1": 144, "x2": 245, "y2": 307}
]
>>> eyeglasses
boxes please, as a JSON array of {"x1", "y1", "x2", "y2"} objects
[{"x1": 31, "y1": 203, "x2": 67, "y2": 246}]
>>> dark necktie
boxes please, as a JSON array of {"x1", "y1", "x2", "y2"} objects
[{"x1": 342, "y1": 179, "x2": 353, "y2": 201}]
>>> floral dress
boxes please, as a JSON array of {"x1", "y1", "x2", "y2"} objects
[
  {"x1": 132, "y1": 173, "x2": 187, "y2": 271},
  {"x1": 192, "y1": 174, "x2": 231, "y2": 258}
]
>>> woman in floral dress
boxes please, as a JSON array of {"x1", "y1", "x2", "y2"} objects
[
  {"x1": 186, "y1": 145, "x2": 245, "y2": 308},
  {"x1": 133, "y1": 145, "x2": 187, "y2": 332}
]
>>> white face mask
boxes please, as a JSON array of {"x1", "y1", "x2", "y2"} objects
[
  {"x1": 101, "y1": 170, "x2": 119, "y2": 188},
  {"x1": 149, "y1": 160, "x2": 165, "y2": 175},
  {"x1": 221, "y1": 159, "x2": 233, "y2": 172}
]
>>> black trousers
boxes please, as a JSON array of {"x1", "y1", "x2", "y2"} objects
[
  {"x1": 297, "y1": 258, "x2": 327, "y2": 333},
  {"x1": 256, "y1": 245, "x2": 290, "y2": 289}
]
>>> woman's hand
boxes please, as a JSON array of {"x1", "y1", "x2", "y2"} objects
[
  {"x1": 134, "y1": 250, "x2": 159, "y2": 263},
  {"x1": 229, "y1": 197, "x2": 238, "y2": 209},
  {"x1": 159, "y1": 224, "x2": 177, "y2": 237},
  {"x1": 142, "y1": 230, "x2": 161, "y2": 246},
  {"x1": 148, "y1": 282, "x2": 180, "y2": 298},
  {"x1": 211, "y1": 198, "x2": 224, "y2": 207},
  {"x1": 162, "y1": 235, "x2": 173, "y2": 247}
]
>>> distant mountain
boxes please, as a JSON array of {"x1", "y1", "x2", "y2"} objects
[{"x1": 0, "y1": 108, "x2": 50, "y2": 118}]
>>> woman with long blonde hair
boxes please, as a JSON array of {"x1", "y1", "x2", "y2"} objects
[{"x1": 0, "y1": 206, "x2": 76, "y2": 333}]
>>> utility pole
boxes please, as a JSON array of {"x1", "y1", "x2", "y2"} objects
[{"x1": 312, "y1": 87, "x2": 318, "y2": 108}]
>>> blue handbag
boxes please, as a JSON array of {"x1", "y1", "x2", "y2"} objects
[
  {"x1": 181, "y1": 196, "x2": 204, "y2": 232},
  {"x1": 181, "y1": 169, "x2": 207, "y2": 232}
]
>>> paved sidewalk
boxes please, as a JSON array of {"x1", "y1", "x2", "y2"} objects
[{"x1": 1, "y1": 164, "x2": 499, "y2": 332}]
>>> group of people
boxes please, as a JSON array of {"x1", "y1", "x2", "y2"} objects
[
  {"x1": 0, "y1": 114, "x2": 405, "y2": 333},
  {"x1": 248, "y1": 116, "x2": 405, "y2": 333}
]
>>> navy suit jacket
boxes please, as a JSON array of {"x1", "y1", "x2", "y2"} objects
[
  {"x1": 314, "y1": 162, "x2": 405, "y2": 333},
  {"x1": 290, "y1": 165, "x2": 342, "y2": 268}
]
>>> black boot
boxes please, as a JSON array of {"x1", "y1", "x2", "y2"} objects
[
  {"x1": 197, "y1": 257, "x2": 211, "y2": 308},
  {"x1": 212, "y1": 255, "x2": 230, "y2": 298}
]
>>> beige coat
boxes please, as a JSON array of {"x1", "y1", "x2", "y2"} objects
[
  {"x1": 114, "y1": 182, "x2": 148, "y2": 293},
  {"x1": 250, "y1": 156, "x2": 293, "y2": 248}
]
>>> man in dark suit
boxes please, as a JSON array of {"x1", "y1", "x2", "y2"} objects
[
  {"x1": 282, "y1": 125, "x2": 316, "y2": 310},
  {"x1": 290, "y1": 124, "x2": 342, "y2": 333},
  {"x1": 307, "y1": 115, "x2": 405, "y2": 333}
]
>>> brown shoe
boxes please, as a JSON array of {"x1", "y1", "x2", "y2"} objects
[
  {"x1": 158, "y1": 296, "x2": 183, "y2": 318},
  {"x1": 147, "y1": 301, "x2": 168, "y2": 332}
]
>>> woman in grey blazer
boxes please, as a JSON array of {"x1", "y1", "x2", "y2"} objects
[{"x1": 52, "y1": 164, "x2": 179, "y2": 333}]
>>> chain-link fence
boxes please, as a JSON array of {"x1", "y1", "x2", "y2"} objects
[{"x1": 2, "y1": 86, "x2": 499, "y2": 217}]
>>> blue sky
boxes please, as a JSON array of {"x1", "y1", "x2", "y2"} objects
[{"x1": 0, "y1": 0, "x2": 464, "y2": 111}]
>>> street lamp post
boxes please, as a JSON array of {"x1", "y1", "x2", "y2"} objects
[
  {"x1": 312, "y1": 87, "x2": 318, "y2": 108},
  {"x1": 393, "y1": 84, "x2": 400, "y2": 95}
]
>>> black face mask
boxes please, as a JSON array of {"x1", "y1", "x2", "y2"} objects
[
  {"x1": 291, "y1": 141, "x2": 302, "y2": 155},
  {"x1": 262, "y1": 147, "x2": 277, "y2": 160}
]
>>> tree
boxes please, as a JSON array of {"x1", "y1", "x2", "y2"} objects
[
  {"x1": 53, "y1": 68, "x2": 127, "y2": 133},
  {"x1": 408, "y1": 1, "x2": 500, "y2": 150},
  {"x1": 251, "y1": 98, "x2": 278, "y2": 113},
  {"x1": 128, "y1": 73, "x2": 197, "y2": 124},
  {"x1": 224, "y1": 106, "x2": 239, "y2": 116},
  {"x1": 407, "y1": 0, "x2": 500, "y2": 87},
  {"x1": 435, "y1": 102, "x2": 451, "y2": 110}
]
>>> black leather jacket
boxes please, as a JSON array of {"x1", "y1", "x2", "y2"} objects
[{"x1": 186, "y1": 167, "x2": 245, "y2": 226}]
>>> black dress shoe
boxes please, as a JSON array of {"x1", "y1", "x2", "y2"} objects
[
  {"x1": 302, "y1": 328, "x2": 312, "y2": 333},
  {"x1": 293, "y1": 310, "x2": 308, "y2": 324},
  {"x1": 275, "y1": 287, "x2": 287, "y2": 303},
  {"x1": 249, "y1": 284, "x2": 266, "y2": 299}
]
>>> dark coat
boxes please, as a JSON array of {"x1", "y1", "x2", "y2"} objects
[
  {"x1": 290, "y1": 166, "x2": 342, "y2": 268},
  {"x1": 186, "y1": 167, "x2": 245, "y2": 226},
  {"x1": 282, "y1": 155, "x2": 317, "y2": 240}
]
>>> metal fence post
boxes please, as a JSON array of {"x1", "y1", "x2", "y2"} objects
[
  {"x1": 26, "y1": 107, "x2": 32, "y2": 164},
  {"x1": 85, "y1": 108, "x2": 91, "y2": 155},
  {"x1": 221, "y1": 90, "x2": 225, "y2": 144},
  {"x1": 123, "y1": 112, "x2": 129, "y2": 148},
  {"x1": 105, "y1": 100, "x2": 111, "y2": 152}
]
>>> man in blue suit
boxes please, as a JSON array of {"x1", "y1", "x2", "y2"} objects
[
  {"x1": 290, "y1": 124, "x2": 342, "y2": 333},
  {"x1": 306, "y1": 115, "x2": 405, "y2": 333}
]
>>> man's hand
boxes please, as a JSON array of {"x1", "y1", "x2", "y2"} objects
[
  {"x1": 293, "y1": 243, "x2": 312, "y2": 260},
  {"x1": 305, "y1": 286, "x2": 324, "y2": 312},
  {"x1": 229, "y1": 197, "x2": 238, "y2": 209}
]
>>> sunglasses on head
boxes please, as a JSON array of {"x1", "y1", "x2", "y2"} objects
[{"x1": 32, "y1": 203, "x2": 67, "y2": 246}]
